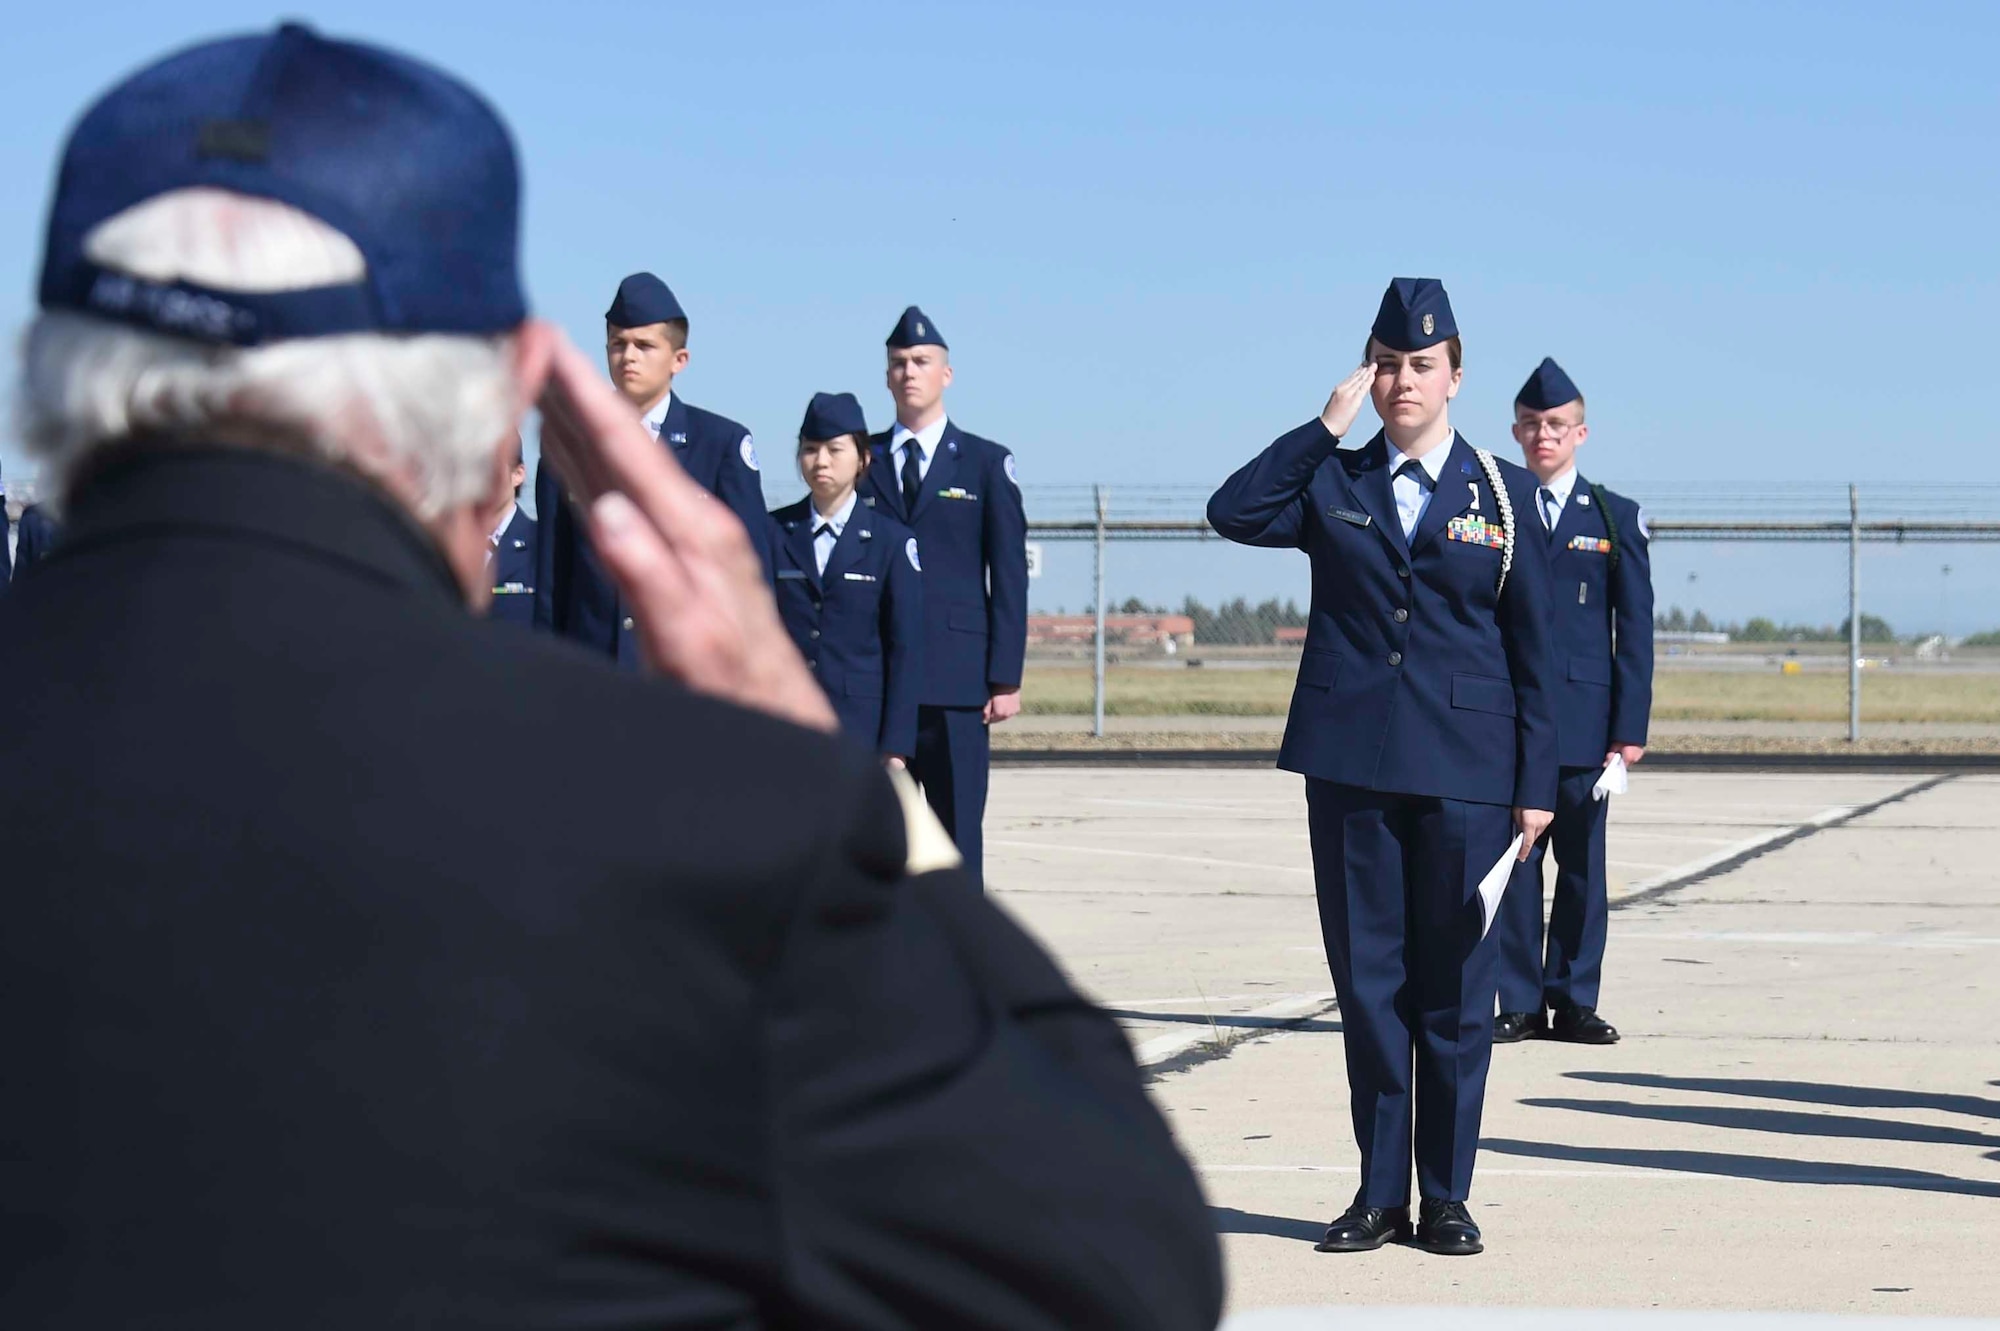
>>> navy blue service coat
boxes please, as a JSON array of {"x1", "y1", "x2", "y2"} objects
[
  {"x1": 770, "y1": 497, "x2": 924, "y2": 759},
  {"x1": 1543, "y1": 478, "x2": 1654, "y2": 762},
  {"x1": 1208, "y1": 423, "x2": 1560, "y2": 811},
  {"x1": 13, "y1": 505, "x2": 61, "y2": 576},
  {"x1": 486, "y1": 505, "x2": 536, "y2": 627},
  {"x1": 534, "y1": 395, "x2": 769, "y2": 666},
  {"x1": 860, "y1": 424, "x2": 1027, "y2": 707},
  {"x1": 0, "y1": 446, "x2": 1223, "y2": 1331}
]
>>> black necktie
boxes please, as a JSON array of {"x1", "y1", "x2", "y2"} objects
[
  {"x1": 1540, "y1": 487, "x2": 1558, "y2": 537},
  {"x1": 901, "y1": 444, "x2": 923, "y2": 512},
  {"x1": 1394, "y1": 459, "x2": 1434, "y2": 491}
]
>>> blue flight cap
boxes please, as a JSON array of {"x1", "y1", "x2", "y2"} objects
[
  {"x1": 606, "y1": 272, "x2": 685, "y2": 328},
  {"x1": 886, "y1": 305, "x2": 946, "y2": 350},
  {"x1": 800, "y1": 391, "x2": 868, "y2": 441},
  {"x1": 1369, "y1": 277, "x2": 1457, "y2": 352},
  {"x1": 38, "y1": 22, "x2": 526, "y2": 346},
  {"x1": 1515, "y1": 356, "x2": 1581, "y2": 410}
]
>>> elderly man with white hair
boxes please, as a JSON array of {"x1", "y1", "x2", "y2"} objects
[{"x1": 0, "y1": 24, "x2": 1222, "y2": 1331}]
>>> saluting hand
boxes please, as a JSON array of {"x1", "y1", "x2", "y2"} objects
[
  {"x1": 534, "y1": 327, "x2": 838, "y2": 735},
  {"x1": 1319, "y1": 363, "x2": 1376, "y2": 439},
  {"x1": 1514, "y1": 807, "x2": 1554, "y2": 860}
]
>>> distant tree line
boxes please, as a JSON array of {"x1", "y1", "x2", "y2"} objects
[{"x1": 1656, "y1": 606, "x2": 1897, "y2": 643}]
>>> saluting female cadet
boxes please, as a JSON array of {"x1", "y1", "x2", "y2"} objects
[
  {"x1": 1207, "y1": 278, "x2": 1560, "y2": 1257},
  {"x1": 769, "y1": 392, "x2": 923, "y2": 764}
]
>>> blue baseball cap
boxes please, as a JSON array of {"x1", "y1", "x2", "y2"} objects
[
  {"x1": 886, "y1": 305, "x2": 946, "y2": 350},
  {"x1": 37, "y1": 22, "x2": 527, "y2": 346},
  {"x1": 606, "y1": 272, "x2": 686, "y2": 328},
  {"x1": 1370, "y1": 278, "x2": 1457, "y2": 352},
  {"x1": 799, "y1": 391, "x2": 868, "y2": 442},
  {"x1": 1516, "y1": 356, "x2": 1581, "y2": 410}
]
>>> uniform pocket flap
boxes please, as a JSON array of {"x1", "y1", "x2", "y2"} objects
[
  {"x1": 1296, "y1": 651, "x2": 1340, "y2": 689},
  {"x1": 947, "y1": 604, "x2": 987, "y2": 634},
  {"x1": 1450, "y1": 672, "x2": 1517, "y2": 717},
  {"x1": 1567, "y1": 655, "x2": 1613, "y2": 686}
]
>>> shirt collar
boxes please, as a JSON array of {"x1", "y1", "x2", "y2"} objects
[
  {"x1": 1385, "y1": 430, "x2": 1455, "y2": 484},
  {"x1": 1541, "y1": 465, "x2": 1579, "y2": 503},
  {"x1": 641, "y1": 390, "x2": 675, "y2": 438},
  {"x1": 811, "y1": 490, "x2": 858, "y2": 534},
  {"x1": 890, "y1": 415, "x2": 948, "y2": 459},
  {"x1": 488, "y1": 503, "x2": 518, "y2": 548}
]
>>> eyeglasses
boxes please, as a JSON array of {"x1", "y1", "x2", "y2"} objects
[{"x1": 1520, "y1": 420, "x2": 1584, "y2": 440}]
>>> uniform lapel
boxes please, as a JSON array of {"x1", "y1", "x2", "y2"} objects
[
  {"x1": 1409, "y1": 435, "x2": 1477, "y2": 556},
  {"x1": 825, "y1": 507, "x2": 871, "y2": 582},
  {"x1": 779, "y1": 506, "x2": 822, "y2": 588},
  {"x1": 867, "y1": 435, "x2": 907, "y2": 522},
  {"x1": 909, "y1": 422, "x2": 961, "y2": 522},
  {"x1": 1548, "y1": 473, "x2": 1592, "y2": 552},
  {"x1": 660, "y1": 394, "x2": 692, "y2": 458},
  {"x1": 1346, "y1": 434, "x2": 1409, "y2": 561}
]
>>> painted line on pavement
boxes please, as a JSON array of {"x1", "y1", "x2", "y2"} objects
[
  {"x1": 1132, "y1": 992, "x2": 1336, "y2": 1069},
  {"x1": 1621, "y1": 929, "x2": 2000, "y2": 949}
]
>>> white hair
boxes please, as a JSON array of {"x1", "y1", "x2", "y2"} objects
[{"x1": 17, "y1": 187, "x2": 517, "y2": 518}]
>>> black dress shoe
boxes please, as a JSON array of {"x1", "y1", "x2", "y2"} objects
[
  {"x1": 1414, "y1": 1198, "x2": 1483, "y2": 1255},
  {"x1": 1314, "y1": 1201, "x2": 1412, "y2": 1252},
  {"x1": 1549, "y1": 1005, "x2": 1620, "y2": 1044},
  {"x1": 1493, "y1": 1011, "x2": 1545, "y2": 1043}
]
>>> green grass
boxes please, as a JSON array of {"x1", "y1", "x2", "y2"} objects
[{"x1": 1019, "y1": 665, "x2": 2000, "y2": 723}]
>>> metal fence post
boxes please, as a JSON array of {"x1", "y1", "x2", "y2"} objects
[
  {"x1": 1093, "y1": 486, "x2": 1108, "y2": 739},
  {"x1": 1848, "y1": 484, "x2": 1861, "y2": 743}
]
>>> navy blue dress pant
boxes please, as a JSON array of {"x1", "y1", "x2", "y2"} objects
[
  {"x1": 1307, "y1": 779, "x2": 1509, "y2": 1205},
  {"x1": 1497, "y1": 764, "x2": 1611, "y2": 1013},
  {"x1": 914, "y1": 704, "x2": 990, "y2": 889}
]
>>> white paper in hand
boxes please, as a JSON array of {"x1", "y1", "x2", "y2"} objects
[
  {"x1": 1477, "y1": 834, "x2": 1526, "y2": 940},
  {"x1": 1593, "y1": 753, "x2": 1629, "y2": 801}
]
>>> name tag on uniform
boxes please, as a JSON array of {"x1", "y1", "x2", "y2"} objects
[
  {"x1": 1568, "y1": 535, "x2": 1612, "y2": 554},
  {"x1": 777, "y1": 569, "x2": 809, "y2": 581},
  {"x1": 843, "y1": 572, "x2": 878, "y2": 582},
  {"x1": 1447, "y1": 515, "x2": 1506, "y2": 549},
  {"x1": 1330, "y1": 507, "x2": 1373, "y2": 528},
  {"x1": 491, "y1": 581, "x2": 532, "y2": 594},
  {"x1": 938, "y1": 487, "x2": 979, "y2": 502}
]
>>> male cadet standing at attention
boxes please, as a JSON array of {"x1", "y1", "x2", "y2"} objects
[
  {"x1": 486, "y1": 433, "x2": 536, "y2": 626},
  {"x1": 534, "y1": 272, "x2": 769, "y2": 663},
  {"x1": 862, "y1": 307, "x2": 1028, "y2": 888},
  {"x1": 1495, "y1": 358, "x2": 1654, "y2": 1046}
]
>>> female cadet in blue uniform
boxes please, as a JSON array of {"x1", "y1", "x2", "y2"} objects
[
  {"x1": 770, "y1": 392, "x2": 922, "y2": 764},
  {"x1": 1208, "y1": 278, "x2": 1560, "y2": 1257},
  {"x1": 1495, "y1": 358, "x2": 1653, "y2": 1046}
]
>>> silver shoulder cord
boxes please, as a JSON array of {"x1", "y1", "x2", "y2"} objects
[{"x1": 1472, "y1": 447, "x2": 1514, "y2": 598}]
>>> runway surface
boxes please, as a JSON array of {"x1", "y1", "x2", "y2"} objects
[{"x1": 985, "y1": 768, "x2": 2000, "y2": 1319}]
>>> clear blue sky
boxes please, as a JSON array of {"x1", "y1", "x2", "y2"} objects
[{"x1": 4, "y1": 2, "x2": 1997, "y2": 632}]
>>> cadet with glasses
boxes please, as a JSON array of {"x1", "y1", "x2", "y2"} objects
[{"x1": 1207, "y1": 277, "x2": 1560, "y2": 1257}]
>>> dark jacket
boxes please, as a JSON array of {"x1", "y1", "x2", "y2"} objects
[
  {"x1": 1543, "y1": 477, "x2": 1654, "y2": 763},
  {"x1": 0, "y1": 447, "x2": 1222, "y2": 1331},
  {"x1": 770, "y1": 496, "x2": 923, "y2": 759},
  {"x1": 859, "y1": 423, "x2": 1027, "y2": 707},
  {"x1": 535, "y1": 394, "x2": 771, "y2": 666},
  {"x1": 487, "y1": 504, "x2": 537, "y2": 627},
  {"x1": 1208, "y1": 423, "x2": 1560, "y2": 810}
]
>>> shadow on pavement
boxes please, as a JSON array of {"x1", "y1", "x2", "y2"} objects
[
  {"x1": 1102, "y1": 1009, "x2": 1343, "y2": 1034},
  {"x1": 1522, "y1": 1097, "x2": 2000, "y2": 1149},
  {"x1": 1480, "y1": 1137, "x2": 2000, "y2": 1197},
  {"x1": 1565, "y1": 1071, "x2": 2000, "y2": 1120},
  {"x1": 1211, "y1": 1206, "x2": 1325, "y2": 1242}
]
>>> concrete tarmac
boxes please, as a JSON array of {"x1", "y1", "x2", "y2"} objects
[{"x1": 986, "y1": 769, "x2": 2000, "y2": 1320}]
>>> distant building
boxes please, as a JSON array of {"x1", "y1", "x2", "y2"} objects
[
  {"x1": 1028, "y1": 614, "x2": 1195, "y2": 649},
  {"x1": 1273, "y1": 626, "x2": 1308, "y2": 647}
]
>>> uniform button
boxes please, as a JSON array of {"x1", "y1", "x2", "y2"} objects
[
  {"x1": 1388, "y1": 651, "x2": 1403, "y2": 666},
  {"x1": 1393, "y1": 608, "x2": 1409, "y2": 623},
  {"x1": 1396, "y1": 566, "x2": 1410, "y2": 579},
  {"x1": 621, "y1": 616, "x2": 634, "y2": 631},
  {"x1": 809, "y1": 629, "x2": 821, "y2": 639},
  {"x1": 808, "y1": 659, "x2": 818, "y2": 670}
]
